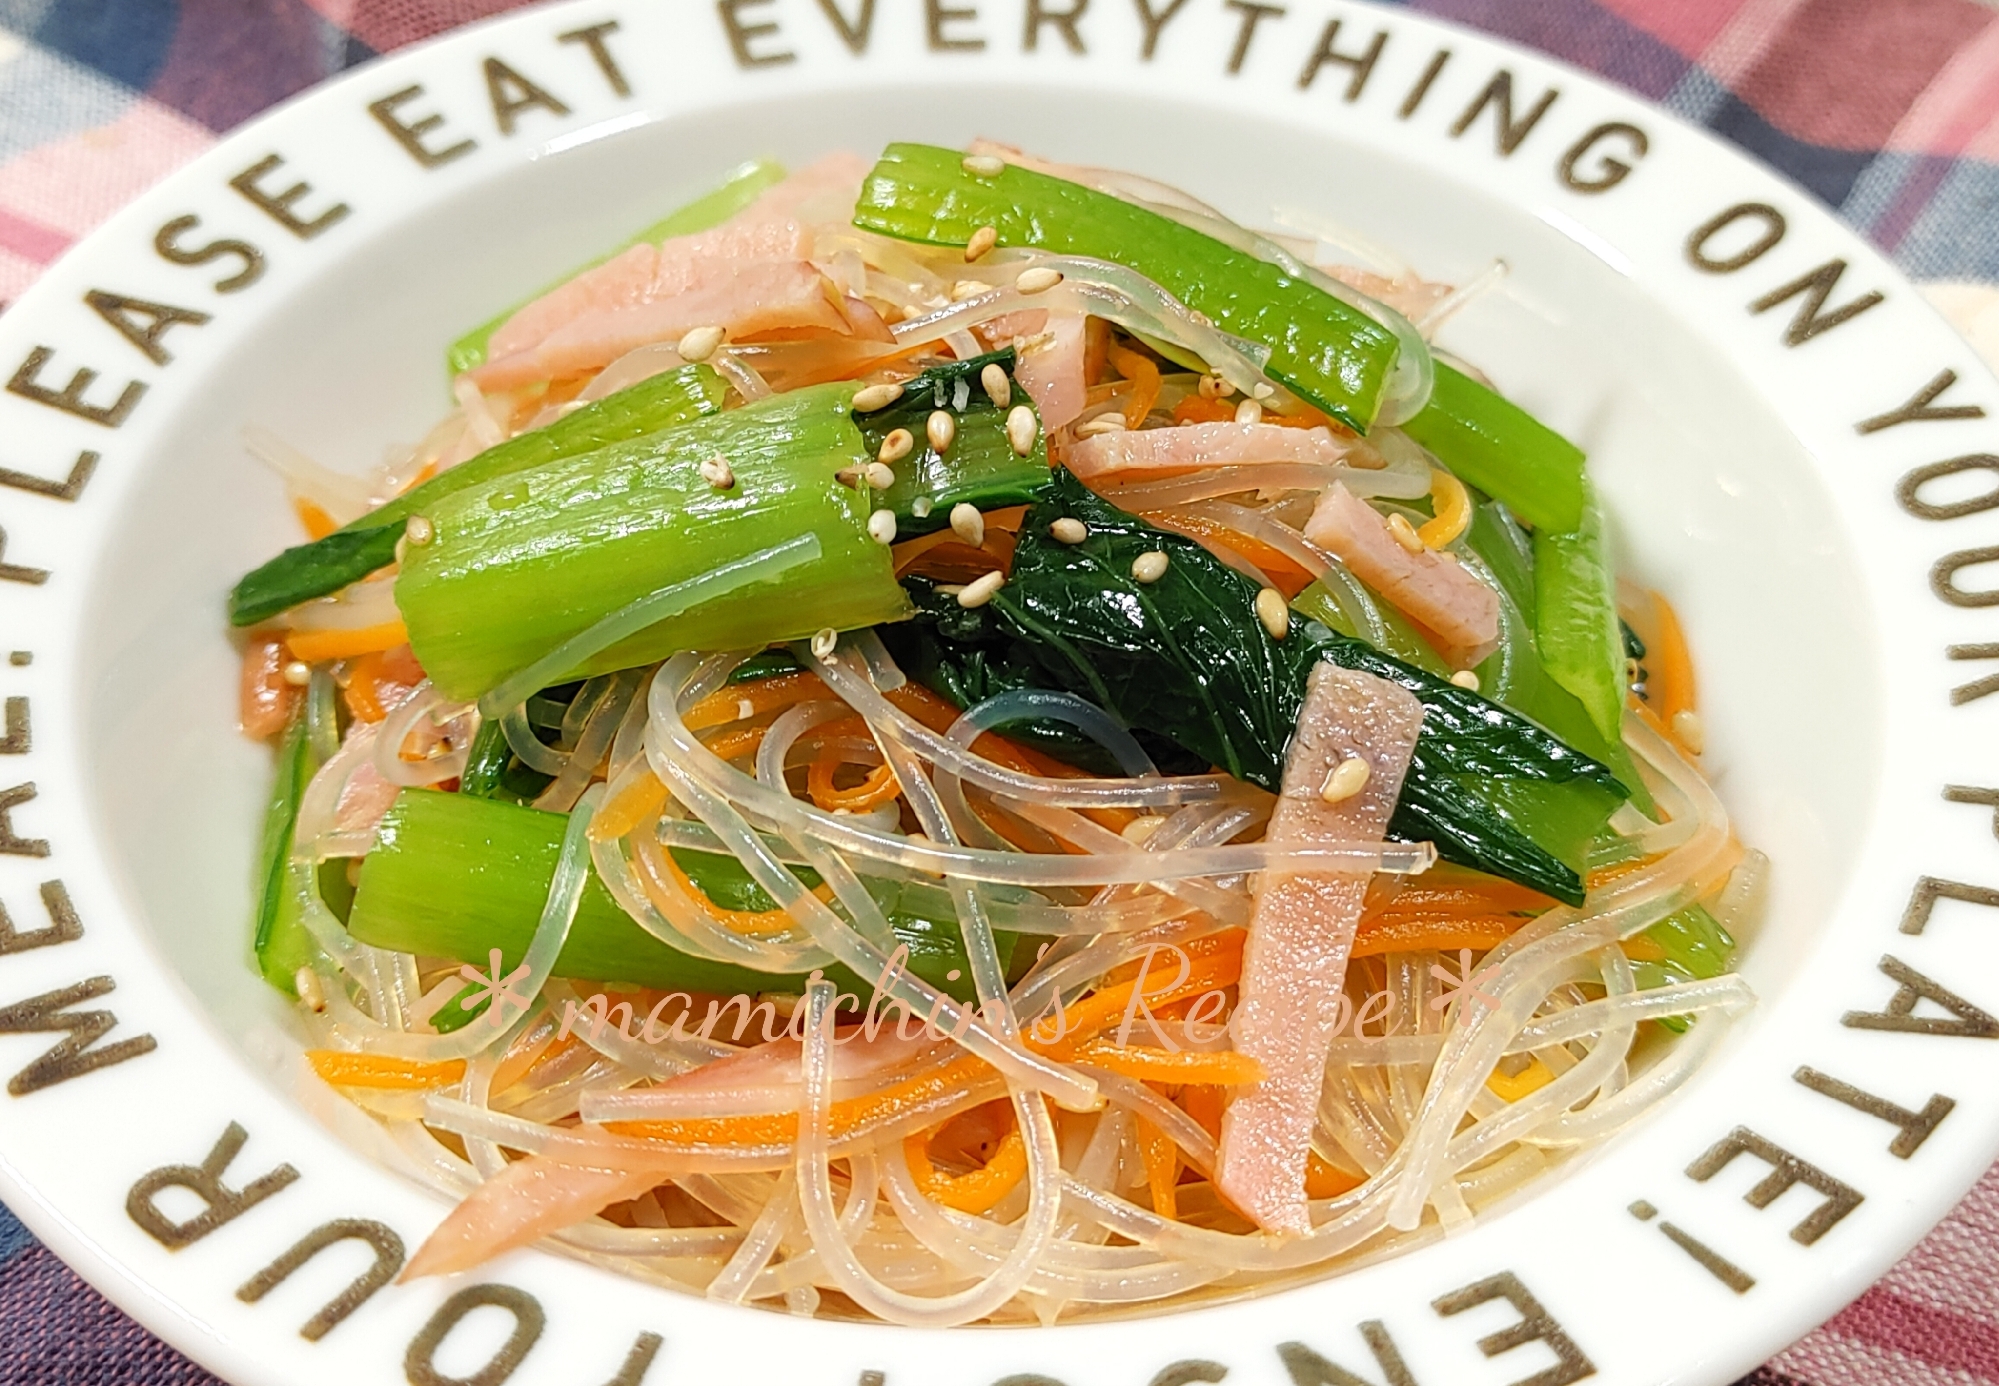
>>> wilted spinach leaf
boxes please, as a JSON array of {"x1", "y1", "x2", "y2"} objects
[{"x1": 888, "y1": 469, "x2": 1627, "y2": 903}]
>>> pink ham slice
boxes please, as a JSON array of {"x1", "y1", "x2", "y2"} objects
[
  {"x1": 403, "y1": 1146, "x2": 661, "y2": 1279},
  {"x1": 1217, "y1": 663, "x2": 1423, "y2": 1234},
  {"x1": 1303, "y1": 483, "x2": 1500, "y2": 653},
  {"x1": 1068, "y1": 421, "x2": 1348, "y2": 481},
  {"x1": 469, "y1": 152, "x2": 868, "y2": 391},
  {"x1": 978, "y1": 308, "x2": 1086, "y2": 431}
]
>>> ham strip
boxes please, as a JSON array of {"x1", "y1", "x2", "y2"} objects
[
  {"x1": 403, "y1": 1148, "x2": 661, "y2": 1279},
  {"x1": 1303, "y1": 483, "x2": 1499, "y2": 651},
  {"x1": 469, "y1": 153, "x2": 868, "y2": 391},
  {"x1": 1217, "y1": 663, "x2": 1422, "y2": 1234},
  {"x1": 1068, "y1": 421, "x2": 1348, "y2": 481}
]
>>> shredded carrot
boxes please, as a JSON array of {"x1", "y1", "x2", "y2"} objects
[
  {"x1": 662, "y1": 850, "x2": 834, "y2": 937},
  {"x1": 590, "y1": 773, "x2": 670, "y2": 842},
  {"x1": 307, "y1": 1050, "x2": 467, "y2": 1090},
  {"x1": 1106, "y1": 342, "x2": 1163, "y2": 430},
  {"x1": 1178, "y1": 1084, "x2": 1225, "y2": 1141},
  {"x1": 605, "y1": 1052, "x2": 1000, "y2": 1147},
  {"x1": 1648, "y1": 590, "x2": 1698, "y2": 730},
  {"x1": 285, "y1": 620, "x2": 409, "y2": 663},
  {"x1": 703, "y1": 725, "x2": 767, "y2": 762},
  {"x1": 345, "y1": 651, "x2": 391, "y2": 722},
  {"x1": 1142, "y1": 509, "x2": 1318, "y2": 598},
  {"x1": 904, "y1": 1109, "x2": 1028, "y2": 1213},
  {"x1": 293, "y1": 498, "x2": 338, "y2": 539},
  {"x1": 1365, "y1": 862, "x2": 1558, "y2": 918},
  {"x1": 1084, "y1": 318, "x2": 1112, "y2": 385},
  {"x1": 682, "y1": 670, "x2": 824, "y2": 731},
  {"x1": 1034, "y1": 930, "x2": 1246, "y2": 1059},
  {"x1": 1305, "y1": 1152, "x2": 1365, "y2": 1199},
  {"x1": 808, "y1": 758, "x2": 902, "y2": 812},
  {"x1": 1418, "y1": 467, "x2": 1472, "y2": 549},
  {"x1": 1486, "y1": 1055, "x2": 1556, "y2": 1103},
  {"x1": 1136, "y1": 1114, "x2": 1179, "y2": 1219},
  {"x1": 1072, "y1": 1039, "x2": 1264, "y2": 1086},
  {"x1": 1351, "y1": 914, "x2": 1522, "y2": 958},
  {"x1": 892, "y1": 507, "x2": 1026, "y2": 581}
]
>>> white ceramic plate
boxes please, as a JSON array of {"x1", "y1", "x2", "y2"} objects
[{"x1": 4, "y1": 1, "x2": 1998, "y2": 1381}]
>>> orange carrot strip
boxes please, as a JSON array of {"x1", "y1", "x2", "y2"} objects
[
  {"x1": 904, "y1": 1111, "x2": 1028, "y2": 1214},
  {"x1": 307, "y1": 1050, "x2": 467, "y2": 1090},
  {"x1": 345, "y1": 651, "x2": 390, "y2": 723},
  {"x1": 1136, "y1": 1114, "x2": 1179, "y2": 1219},
  {"x1": 1351, "y1": 914, "x2": 1522, "y2": 958},
  {"x1": 285, "y1": 620, "x2": 409, "y2": 663},
  {"x1": 808, "y1": 758, "x2": 901, "y2": 813},
  {"x1": 683, "y1": 670, "x2": 825, "y2": 731},
  {"x1": 605, "y1": 1053, "x2": 1000, "y2": 1148},
  {"x1": 1106, "y1": 342, "x2": 1162, "y2": 430},
  {"x1": 590, "y1": 774, "x2": 669, "y2": 842},
  {"x1": 1179, "y1": 1084, "x2": 1225, "y2": 1141},
  {"x1": 293, "y1": 498, "x2": 338, "y2": 539},
  {"x1": 1142, "y1": 509, "x2": 1317, "y2": 598},
  {"x1": 661, "y1": 851, "x2": 832, "y2": 938},
  {"x1": 1034, "y1": 931, "x2": 1245, "y2": 1059},
  {"x1": 1073, "y1": 1040, "x2": 1265, "y2": 1086},
  {"x1": 1304, "y1": 1152, "x2": 1364, "y2": 1199},
  {"x1": 703, "y1": 725, "x2": 767, "y2": 762}
]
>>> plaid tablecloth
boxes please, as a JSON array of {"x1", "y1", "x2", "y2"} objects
[{"x1": 5, "y1": 0, "x2": 1999, "y2": 1382}]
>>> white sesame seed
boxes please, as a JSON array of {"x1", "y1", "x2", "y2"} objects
[
  {"x1": 282, "y1": 660, "x2": 312, "y2": 687},
  {"x1": 865, "y1": 461, "x2": 896, "y2": 490},
  {"x1": 1255, "y1": 587, "x2": 1289, "y2": 640},
  {"x1": 1672, "y1": 708, "x2": 1706, "y2": 755},
  {"x1": 1197, "y1": 374, "x2": 1228, "y2": 399},
  {"x1": 980, "y1": 363, "x2": 1011, "y2": 408},
  {"x1": 1121, "y1": 814, "x2": 1168, "y2": 845},
  {"x1": 1234, "y1": 397, "x2": 1264, "y2": 425},
  {"x1": 1131, "y1": 551, "x2": 1169, "y2": 584},
  {"x1": 852, "y1": 382, "x2": 904, "y2": 412},
  {"x1": 1015, "y1": 266, "x2": 1063, "y2": 294},
  {"x1": 953, "y1": 378, "x2": 971, "y2": 411},
  {"x1": 868, "y1": 509, "x2": 897, "y2": 544},
  {"x1": 1006, "y1": 405, "x2": 1039, "y2": 456},
  {"x1": 962, "y1": 154, "x2": 1005, "y2": 177},
  {"x1": 1386, "y1": 512, "x2": 1425, "y2": 553},
  {"x1": 1320, "y1": 756, "x2": 1371, "y2": 804},
  {"x1": 405, "y1": 514, "x2": 434, "y2": 546},
  {"x1": 911, "y1": 496, "x2": 934, "y2": 518},
  {"x1": 927, "y1": 410, "x2": 956, "y2": 452},
  {"x1": 1074, "y1": 414, "x2": 1127, "y2": 438},
  {"x1": 1252, "y1": 383, "x2": 1276, "y2": 400},
  {"x1": 950, "y1": 502, "x2": 985, "y2": 547},
  {"x1": 957, "y1": 571, "x2": 1005, "y2": 607},
  {"x1": 951, "y1": 279, "x2": 990, "y2": 302},
  {"x1": 834, "y1": 466, "x2": 863, "y2": 489},
  {"x1": 1050, "y1": 517, "x2": 1088, "y2": 544},
  {"x1": 677, "y1": 324, "x2": 725, "y2": 362},
  {"x1": 965, "y1": 225, "x2": 999, "y2": 260},
  {"x1": 699, "y1": 454, "x2": 735, "y2": 490},
  {"x1": 878, "y1": 428, "x2": 914, "y2": 465},
  {"x1": 295, "y1": 966, "x2": 326, "y2": 1012},
  {"x1": 811, "y1": 627, "x2": 838, "y2": 660},
  {"x1": 1450, "y1": 669, "x2": 1481, "y2": 691}
]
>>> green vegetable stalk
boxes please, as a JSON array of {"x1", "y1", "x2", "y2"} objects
[
  {"x1": 1399, "y1": 363, "x2": 1587, "y2": 535},
  {"x1": 852, "y1": 143, "x2": 1400, "y2": 430},
  {"x1": 446, "y1": 158, "x2": 788, "y2": 376},
  {"x1": 857, "y1": 350, "x2": 1051, "y2": 533},
  {"x1": 394, "y1": 383, "x2": 911, "y2": 702},
  {"x1": 229, "y1": 364, "x2": 728, "y2": 626},
  {"x1": 350, "y1": 790, "x2": 1008, "y2": 1002},
  {"x1": 1532, "y1": 483, "x2": 1625, "y2": 744}
]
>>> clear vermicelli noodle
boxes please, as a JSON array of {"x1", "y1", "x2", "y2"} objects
[{"x1": 228, "y1": 140, "x2": 1760, "y2": 1324}]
